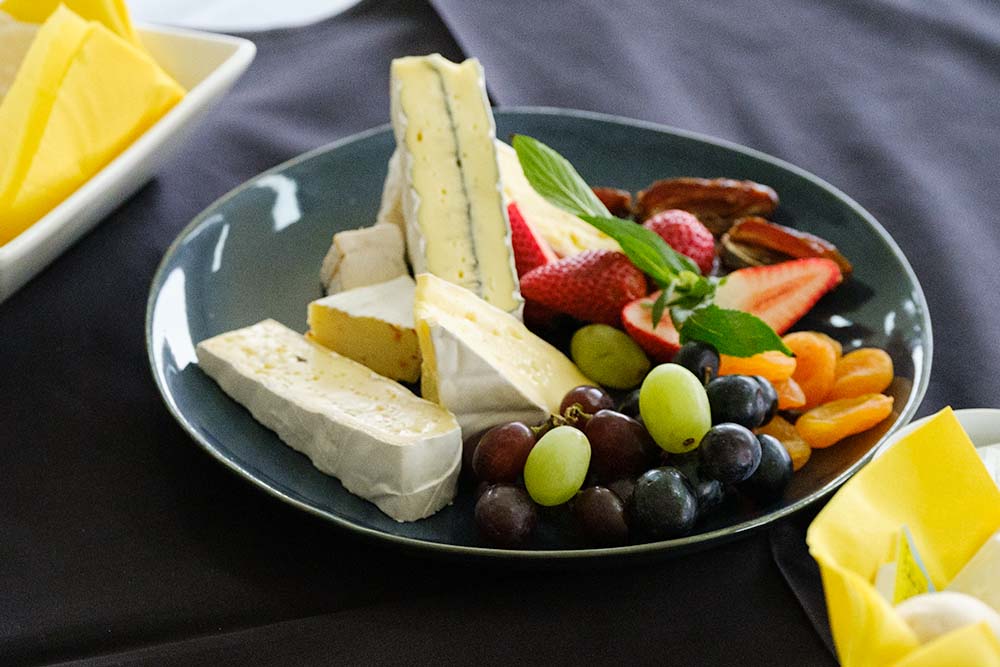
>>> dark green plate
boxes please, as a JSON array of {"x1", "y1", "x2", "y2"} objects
[{"x1": 146, "y1": 108, "x2": 931, "y2": 562}]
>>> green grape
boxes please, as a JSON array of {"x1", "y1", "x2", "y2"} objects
[
  {"x1": 523, "y1": 426, "x2": 591, "y2": 506},
  {"x1": 639, "y1": 363, "x2": 712, "y2": 454},
  {"x1": 570, "y1": 324, "x2": 651, "y2": 390}
]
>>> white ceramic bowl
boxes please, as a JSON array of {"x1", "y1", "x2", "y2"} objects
[
  {"x1": 0, "y1": 24, "x2": 256, "y2": 303},
  {"x1": 877, "y1": 408, "x2": 1000, "y2": 454}
]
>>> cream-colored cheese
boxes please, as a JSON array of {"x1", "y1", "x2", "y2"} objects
[
  {"x1": 390, "y1": 54, "x2": 521, "y2": 315},
  {"x1": 414, "y1": 273, "x2": 593, "y2": 437},
  {"x1": 494, "y1": 141, "x2": 619, "y2": 257},
  {"x1": 196, "y1": 319, "x2": 461, "y2": 522},
  {"x1": 319, "y1": 223, "x2": 407, "y2": 295},
  {"x1": 308, "y1": 275, "x2": 420, "y2": 383}
]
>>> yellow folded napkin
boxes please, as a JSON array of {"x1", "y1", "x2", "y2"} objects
[
  {"x1": 1, "y1": 0, "x2": 138, "y2": 44},
  {"x1": 0, "y1": 3, "x2": 185, "y2": 245},
  {"x1": 807, "y1": 408, "x2": 1000, "y2": 666}
]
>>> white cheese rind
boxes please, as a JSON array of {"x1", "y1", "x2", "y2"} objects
[
  {"x1": 196, "y1": 319, "x2": 461, "y2": 522},
  {"x1": 390, "y1": 54, "x2": 522, "y2": 315},
  {"x1": 423, "y1": 322, "x2": 550, "y2": 436},
  {"x1": 375, "y1": 149, "x2": 406, "y2": 237},
  {"x1": 414, "y1": 273, "x2": 594, "y2": 437},
  {"x1": 319, "y1": 224, "x2": 407, "y2": 295}
]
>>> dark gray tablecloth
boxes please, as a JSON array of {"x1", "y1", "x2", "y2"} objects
[{"x1": 3, "y1": 0, "x2": 998, "y2": 664}]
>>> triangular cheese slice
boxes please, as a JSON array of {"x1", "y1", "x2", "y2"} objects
[{"x1": 414, "y1": 272, "x2": 593, "y2": 436}]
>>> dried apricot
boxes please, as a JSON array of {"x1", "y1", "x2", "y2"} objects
[
  {"x1": 756, "y1": 415, "x2": 811, "y2": 471},
  {"x1": 795, "y1": 393, "x2": 894, "y2": 449},
  {"x1": 783, "y1": 331, "x2": 837, "y2": 409},
  {"x1": 773, "y1": 377, "x2": 806, "y2": 410},
  {"x1": 719, "y1": 350, "x2": 796, "y2": 383},
  {"x1": 813, "y1": 332, "x2": 843, "y2": 360},
  {"x1": 828, "y1": 348, "x2": 894, "y2": 400}
]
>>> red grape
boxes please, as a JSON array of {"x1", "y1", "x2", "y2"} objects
[{"x1": 472, "y1": 422, "x2": 536, "y2": 482}]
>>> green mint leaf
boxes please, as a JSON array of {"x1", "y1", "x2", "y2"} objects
[
  {"x1": 668, "y1": 273, "x2": 716, "y2": 307},
  {"x1": 579, "y1": 214, "x2": 699, "y2": 280},
  {"x1": 678, "y1": 305, "x2": 793, "y2": 357},
  {"x1": 512, "y1": 135, "x2": 610, "y2": 218},
  {"x1": 651, "y1": 290, "x2": 669, "y2": 328},
  {"x1": 513, "y1": 135, "x2": 702, "y2": 279},
  {"x1": 577, "y1": 215, "x2": 675, "y2": 284}
]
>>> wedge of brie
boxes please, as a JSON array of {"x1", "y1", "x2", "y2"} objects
[
  {"x1": 307, "y1": 275, "x2": 420, "y2": 383},
  {"x1": 196, "y1": 319, "x2": 461, "y2": 522},
  {"x1": 414, "y1": 273, "x2": 594, "y2": 437},
  {"x1": 319, "y1": 223, "x2": 408, "y2": 295}
]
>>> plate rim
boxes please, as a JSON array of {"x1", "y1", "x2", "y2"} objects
[{"x1": 145, "y1": 106, "x2": 934, "y2": 560}]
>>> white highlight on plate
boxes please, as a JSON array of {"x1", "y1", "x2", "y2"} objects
[
  {"x1": 884, "y1": 310, "x2": 896, "y2": 336},
  {"x1": 151, "y1": 267, "x2": 197, "y2": 372},
  {"x1": 211, "y1": 222, "x2": 229, "y2": 272},
  {"x1": 255, "y1": 174, "x2": 302, "y2": 232}
]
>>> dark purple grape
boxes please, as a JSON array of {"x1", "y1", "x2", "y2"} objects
[
  {"x1": 670, "y1": 452, "x2": 726, "y2": 518},
  {"x1": 472, "y1": 422, "x2": 536, "y2": 482},
  {"x1": 560, "y1": 385, "x2": 614, "y2": 417},
  {"x1": 630, "y1": 467, "x2": 698, "y2": 539},
  {"x1": 573, "y1": 486, "x2": 629, "y2": 546},
  {"x1": 706, "y1": 375, "x2": 767, "y2": 429},
  {"x1": 692, "y1": 478, "x2": 726, "y2": 516},
  {"x1": 584, "y1": 409, "x2": 656, "y2": 481},
  {"x1": 616, "y1": 389, "x2": 642, "y2": 419},
  {"x1": 474, "y1": 480, "x2": 492, "y2": 502},
  {"x1": 737, "y1": 434, "x2": 792, "y2": 503},
  {"x1": 698, "y1": 423, "x2": 762, "y2": 484},
  {"x1": 475, "y1": 485, "x2": 537, "y2": 548},
  {"x1": 673, "y1": 341, "x2": 720, "y2": 386},
  {"x1": 752, "y1": 375, "x2": 779, "y2": 426},
  {"x1": 607, "y1": 477, "x2": 636, "y2": 508}
]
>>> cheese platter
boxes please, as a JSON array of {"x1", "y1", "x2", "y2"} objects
[{"x1": 147, "y1": 56, "x2": 930, "y2": 560}]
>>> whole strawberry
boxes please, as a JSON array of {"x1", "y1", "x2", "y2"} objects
[
  {"x1": 643, "y1": 209, "x2": 715, "y2": 275},
  {"x1": 520, "y1": 250, "x2": 647, "y2": 326}
]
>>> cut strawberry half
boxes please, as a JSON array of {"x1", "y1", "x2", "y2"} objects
[
  {"x1": 508, "y1": 202, "x2": 557, "y2": 277},
  {"x1": 622, "y1": 295, "x2": 680, "y2": 362},
  {"x1": 621, "y1": 258, "x2": 842, "y2": 361},
  {"x1": 714, "y1": 258, "x2": 842, "y2": 334}
]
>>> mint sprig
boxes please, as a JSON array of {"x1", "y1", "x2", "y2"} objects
[{"x1": 511, "y1": 134, "x2": 792, "y2": 358}]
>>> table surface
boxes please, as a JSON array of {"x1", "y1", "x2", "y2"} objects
[{"x1": 4, "y1": 0, "x2": 1000, "y2": 664}]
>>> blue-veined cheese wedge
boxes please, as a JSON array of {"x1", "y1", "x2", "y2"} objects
[
  {"x1": 308, "y1": 275, "x2": 420, "y2": 383},
  {"x1": 389, "y1": 54, "x2": 522, "y2": 315},
  {"x1": 494, "y1": 140, "x2": 619, "y2": 257},
  {"x1": 196, "y1": 319, "x2": 461, "y2": 522},
  {"x1": 414, "y1": 273, "x2": 593, "y2": 437}
]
